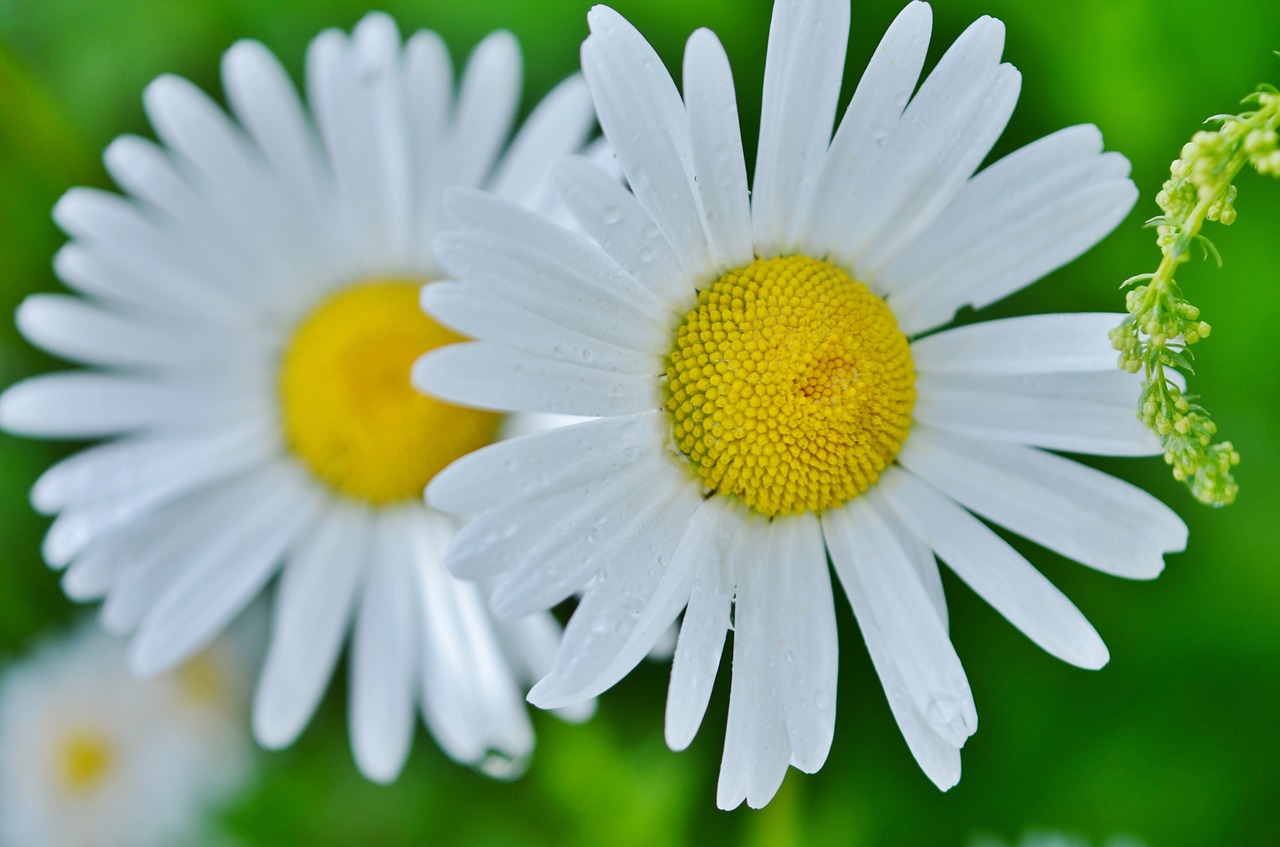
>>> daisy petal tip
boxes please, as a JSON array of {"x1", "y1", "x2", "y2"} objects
[{"x1": 250, "y1": 702, "x2": 297, "y2": 752}]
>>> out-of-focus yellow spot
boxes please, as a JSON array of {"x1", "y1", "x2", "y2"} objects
[
  {"x1": 60, "y1": 730, "x2": 115, "y2": 793},
  {"x1": 280, "y1": 280, "x2": 499, "y2": 503}
]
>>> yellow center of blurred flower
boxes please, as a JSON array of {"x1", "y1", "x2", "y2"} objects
[
  {"x1": 176, "y1": 652, "x2": 225, "y2": 709},
  {"x1": 59, "y1": 730, "x2": 115, "y2": 793},
  {"x1": 280, "y1": 280, "x2": 499, "y2": 504},
  {"x1": 665, "y1": 256, "x2": 915, "y2": 517}
]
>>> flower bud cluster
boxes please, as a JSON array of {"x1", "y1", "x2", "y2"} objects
[{"x1": 1110, "y1": 82, "x2": 1280, "y2": 506}]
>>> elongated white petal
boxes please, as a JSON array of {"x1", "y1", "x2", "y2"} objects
[
  {"x1": 528, "y1": 477, "x2": 701, "y2": 708},
  {"x1": 488, "y1": 458, "x2": 682, "y2": 619},
  {"x1": 717, "y1": 517, "x2": 791, "y2": 810},
  {"x1": 665, "y1": 499, "x2": 742, "y2": 751},
  {"x1": 128, "y1": 465, "x2": 320, "y2": 675},
  {"x1": 753, "y1": 0, "x2": 850, "y2": 255},
  {"x1": 899, "y1": 426, "x2": 1186, "y2": 578},
  {"x1": 16, "y1": 294, "x2": 267, "y2": 373},
  {"x1": 31, "y1": 420, "x2": 276, "y2": 516},
  {"x1": 0, "y1": 371, "x2": 265, "y2": 440},
  {"x1": 408, "y1": 512, "x2": 533, "y2": 767},
  {"x1": 823, "y1": 492, "x2": 977, "y2": 748},
  {"x1": 586, "y1": 496, "x2": 729, "y2": 702},
  {"x1": 450, "y1": 31, "x2": 521, "y2": 190},
  {"x1": 802, "y1": 1, "x2": 931, "y2": 247},
  {"x1": 817, "y1": 15, "x2": 1007, "y2": 269},
  {"x1": 428, "y1": 412, "x2": 665, "y2": 517},
  {"x1": 254, "y1": 501, "x2": 368, "y2": 749},
  {"x1": 349, "y1": 508, "x2": 419, "y2": 784},
  {"x1": 222, "y1": 38, "x2": 328, "y2": 207},
  {"x1": 683, "y1": 28, "x2": 753, "y2": 270},
  {"x1": 770, "y1": 513, "x2": 837, "y2": 773},
  {"x1": 915, "y1": 369, "x2": 1160, "y2": 456},
  {"x1": 553, "y1": 155, "x2": 692, "y2": 306},
  {"x1": 415, "y1": 342, "x2": 661, "y2": 418},
  {"x1": 490, "y1": 74, "x2": 595, "y2": 205},
  {"x1": 911, "y1": 312, "x2": 1125, "y2": 376},
  {"x1": 441, "y1": 448, "x2": 663, "y2": 588},
  {"x1": 422, "y1": 282, "x2": 662, "y2": 377},
  {"x1": 881, "y1": 468, "x2": 1110, "y2": 669},
  {"x1": 583, "y1": 6, "x2": 712, "y2": 279}
]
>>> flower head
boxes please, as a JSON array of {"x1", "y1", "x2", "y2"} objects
[
  {"x1": 0, "y1": 623, "x2": 254, "y2": 847},
  {"x1": 419, "y1": 0, "x2": 1188, "y2": 809},
  {"x1": 0, "y1": 12, "x2": 596, "y2": 783}
]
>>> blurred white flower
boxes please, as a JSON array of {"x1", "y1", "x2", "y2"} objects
[
  {"x1": 0, "y1": 622, "x2": 255, "y2": 847},
  {"x1": 0, "y1": 11, "x2": 598, "y2": 783}
]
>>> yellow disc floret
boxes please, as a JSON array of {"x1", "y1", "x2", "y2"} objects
[
  {"x1": 279, "y1": 279, "x2": 499, "y2": 504},
  {"x1": 666, "y1": 256, "x2": 915, "y2": 517},
  {"x1": 59, "y1": 730, "x2": 115, "y2": 793}
]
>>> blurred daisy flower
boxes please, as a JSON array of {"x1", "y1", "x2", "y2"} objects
[
  {"x1": 969, "y1": 833, "x2": 1147, "y2": 847},
  {"x1": 0, "y1": 12, "x2": 595, "y2": 783},
  {"x1": 417, "y1": 0, "x2": 1187, "y2": 808},
  {"x1": 0, "y1": 622, "x2": 254, "y2": 847}
]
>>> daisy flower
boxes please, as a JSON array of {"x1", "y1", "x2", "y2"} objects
[
  {"x1": 0, "y1": 13, "x2": 595, "y2": 782},
  {"x1": 416, "y1": 0, "x2": 1188, "y2": 808},
  {"x1": 0, "y1": 623, "x2": 253, "y2": 847}
]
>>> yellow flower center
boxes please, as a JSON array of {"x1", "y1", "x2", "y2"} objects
[
  {"x1": 279, "y1": 279, "x2": 499, "y2": 504},
  {"x1": 665, "y1": 256, "x2": 915, "y2": 517},
  {"x1": 59, "y1": 729, "x2": 115, "y2": 793}
]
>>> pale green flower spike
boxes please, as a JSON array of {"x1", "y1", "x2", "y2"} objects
[{"x1": 1110, "y1": 79, "x2": 1280, "y2": 506}]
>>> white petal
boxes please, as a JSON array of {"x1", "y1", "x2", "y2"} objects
[
  {"x1": 752, "y1": 0, "x2": 850, "y2": 256},
  {"x1": 142, "y1": 74, "x2": 314, "y2": 309},
  {"x1": 415, "y1": 341, "x2": 661, "y2": 418},
  {"x1": 886, "y1": 152, "x2": 1137, "y2": 335},
  {"x1": 15, "y1": 294, "x2": 267, "y2": 373},
  {"x1": 0, "y1": 371, "x2": 266, "y2": 440},
  {"x1": 880, "y1": 467, "x2": 1110, "y2": 669},
  {"x1": 899, "y1": 426, "x2": 1186, "y2": 579},
  {"x1": 914, "y1": 369, "x2": 1160, "y2": 456},
  {"x1": 443, "y1": 189, "x2": 669, "y2": 320},
  {"x1": 52, "y1": 190, "x2": 248, "y2": 324},
  {"x1": 221, "y1": 38, "x2": 328, "y2": 208},
  {"x1": 911, "y1": 312, "x2": 1125, "y2": 376},
  {"x1": 582, "y1": 7, "x2": 713, "y2": 279},
  {"x1": 253, "y1": 500, "x2": 368, "y2": 749},
  {"x1": 490, "y1": 74, "x2": 595, "y2": 206},
  {"x1": 823, "y1": 491, "x2": 977, "y2": 748},
  {"x1": 717, "y1": 517, "x2": 792, "y2": 810},
  {"x1": 802, "y1": 2, "x2": 932, "y2": 247},
  {"x1": 487, "y1": 457, "x2": 681, "y2": 619},
  {"x1": 665, "y1": 498, "x2": 740, "y2": 751},
  {"x1": 427, "y1": 412, "x2": 666, "y2": 517},
  {"x1": 682, "y1": 28, "x2": 753, "y2": 270},
  {"x1": 583, "y1": 496, "x2": 728, "y2": 705},
  {"x1": 31, "y1": 420, "x2": 276, "y2": 515},
  {"x1": 553, "y1": 155, "x2": 692, "y2": 306},
  {"x1": 528, "y1": 477, "x2": 701, "y2": 708},
  {"x1": 823, "y1": 16, "x2": 1010, "y2": 272},
  {"x1": 855, "y1": 64, "x2": 1022, "y2": 275},
  {"x1": 408, "y1": 510, "x2": 533, "y2": 770},
  {"x1": 422, "y1": 282, "x2": 662, "y2": 376},
  {"x1": 349, "y1": 12, "x2": 416, "y2": 266},
  {"x1": 449, "y1": 31, "x2": 521, "y2": 190},
  {"x1": 349, "y1": 507, "x2": 419, "y2": 783},
  {"x1": 768, "y1": 513, "x2": 837, "y2": 773},
  {"x1": 128, "y1": 464, "x2": 320, "y2": 674},
  {"x1": 440, "y1": 446, "x2": 663, "y2": 591},
  {"x1": 403, "y1": 29, "x2": 454, "y2": 270},
  {"x1": 848, "y1": 581, "x2": 962, "y2": 790},
  {"x1": 94, "y1": 473, "x2": 272, "y2": 632}
]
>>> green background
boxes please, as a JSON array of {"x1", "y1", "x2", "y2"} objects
[{"x1": 1, "y1": 0, "x2": 1276, "y2": 844}]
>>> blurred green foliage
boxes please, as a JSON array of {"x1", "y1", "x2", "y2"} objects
[{"x1": 1, "y1": 1, "x2": 1277, "y2": 845}]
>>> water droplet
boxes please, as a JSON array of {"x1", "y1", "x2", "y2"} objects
[
  {"x1": 602, "y1": 207, "x2": 622, "y2": 226},
  {"x1": 476, "y1": 748, "x2": 528, "y2": 781}
]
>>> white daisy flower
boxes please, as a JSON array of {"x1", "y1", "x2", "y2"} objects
[
  {"x1": 416, "y1": 0, "x2": 1188, "y2": 809},
  {"x1": 0, "y1": 623, "x2": 253, "y2": 847},
  {"x1": 0, "y1": 13, "x2": 596, "y2": 783}
]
